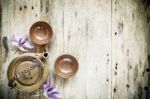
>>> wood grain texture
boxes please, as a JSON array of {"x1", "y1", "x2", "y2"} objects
[
  {"x1": 0, "y1": 0, "x2": 150, "y2": 99},
  {"x1": 111, "y1": 0, "x2": 150, "y2": 99}
]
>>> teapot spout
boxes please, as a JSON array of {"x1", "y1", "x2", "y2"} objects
[{"x1": 36, "y1": 52, "x2": 49, "y2": 60}]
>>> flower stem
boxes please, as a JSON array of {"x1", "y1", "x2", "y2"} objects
[{"x1": 31, "y1": 92, "x2": 44, "y2": 97}]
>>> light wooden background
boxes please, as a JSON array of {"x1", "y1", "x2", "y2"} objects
[{"x1": 0, "y1": 0, "x2": 150, "y2": 99}]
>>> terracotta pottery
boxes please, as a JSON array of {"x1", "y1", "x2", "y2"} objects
[
  {"x1": 29, "y1": 21, "x2": 52, "y2": 52},
  {"x1": 54, "y1": 54, "x2": 79, "y2": 78},
  {"x1": 7, "y1": 53, "x2": 49, "y2": 92}
]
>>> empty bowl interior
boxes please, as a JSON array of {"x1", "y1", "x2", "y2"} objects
[
  {"x1": 30, "y1": 21, "x2": 52, "y2": 45},
  {"x1": 55, "y1": 54, "x2": 79, "y2": 78}
]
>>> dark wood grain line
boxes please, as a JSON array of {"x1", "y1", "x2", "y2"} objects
[{"x1": 0, "y1": 0, "x2": 4, "y2": 98}]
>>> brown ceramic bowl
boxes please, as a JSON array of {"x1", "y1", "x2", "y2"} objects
[
  {"x1": 54, "y1": 54, "x2": 79, "y2": 78},
  {"x1": 29, "y1": 21, "x2": 52, "y2": 45}
]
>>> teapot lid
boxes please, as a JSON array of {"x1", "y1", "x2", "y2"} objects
[{"x1": 7, "y1": 54, "x2": 48, "y2": 92}]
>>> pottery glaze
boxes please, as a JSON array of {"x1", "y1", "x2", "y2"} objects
[{"x1": 7, "y1": 53, "x2": 49, "y2": 92}]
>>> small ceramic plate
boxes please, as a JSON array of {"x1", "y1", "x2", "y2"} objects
[
  {"x1": 7, "y1": 53, "x2": 48, "y2": 92},
  {"x1": 54, "y1": 54, "x2": 79, "y2": 78}
]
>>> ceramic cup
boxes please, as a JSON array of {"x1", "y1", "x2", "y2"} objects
[{"x1": 54, "y1": 54, "x2": 79, "y2": 78}]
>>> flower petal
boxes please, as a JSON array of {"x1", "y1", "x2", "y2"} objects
[
  {"x1": 43, "y1": 77, "x2": 61, "y2": 99},
  {"x1": 19, "y1": 38, "x2": 26, "y2": 45},
  {"x1": 18, "y1": 46, "x2": 28, "y2": 52},
  {"x1": 44, "y1": 83, "x2": 51, "y2": 91},
  {"x1": 12, "y1": 41, "x2": 19, "y2": 47},
  {"x1": 20, "y1": 35, "x2": 27, "y2": 43},
  {"x1": 12, "y1": 33, "x2": 21, "y2": 42},
  {"x1": 23, "y1": 41, "x2": 35, "y2": 49},
  {"x1": 48, "y1": 93, "x2": 61, "y2": 99},
  {"x1": 47, "y1": 87, "x2": 58, "y2": 94},
  {"x1": 47, "y1": 86, "x2": 55, "y2": 92}
]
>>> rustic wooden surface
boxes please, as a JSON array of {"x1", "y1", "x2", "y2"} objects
[{"x1": 0, "y1": 0, "x2": 150, "y2": 99}]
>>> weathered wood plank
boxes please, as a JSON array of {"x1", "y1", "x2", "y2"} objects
[
  {"x1": 1, "y1": 0, "x2": 41, "y2": 99},
  {"x1": 0, "y1": 0, "x2": 4, "y2": 98},
  {"x1": 46, "y1": 0, "x2": 112, "y2": 99},
  {"x1": 111, "y1": 0, "x2": 149, "y2": 99},
  {"x1": 0, "y1": 0, "x2": 150, "y2": 99}
]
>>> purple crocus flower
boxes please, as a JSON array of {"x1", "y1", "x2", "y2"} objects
[
  {"x1": 12, "y1": 33, "x2": 34, "y2": 52},
  {"x1": 43, "y1": 77, "x2": 61, "y2": 99}
]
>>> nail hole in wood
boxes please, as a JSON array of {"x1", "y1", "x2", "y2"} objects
[
  {"x1": 24, "y1": 5, "x2": 27, "y2": 9},
  {"x1": 107, "y1": 59, "x2": 109, "y2": 64},
  {"x1": 32, "y1": 6, "x2": 34, "y2": 10},
  {"x1": 107, "y1": 59, "x2": 109, "y2": 62},
  {"x1": 144, "y1": 86, "x2": 149, "y2": 91},
  {"x1": 107, "y1": 78, "x2": 109, "y2": 82},
  {"x1": 126, "y1": 84, "x2": 130, "y2": 88},
  {"x1": 130, "y1": 66, "x2": 132, "y2": 69},
  {"x1": 146, "y1": 68, "x2": 150, "y2": 72},
  {"x1": 19, "y1": 6, "x2": 22, "y2": 11},
  {"x1": 114, "y1": 88, "x2": 116, "y2": 93},
  {"x1": 115, "y1": 63, "x2": 118, "y2": 70}
]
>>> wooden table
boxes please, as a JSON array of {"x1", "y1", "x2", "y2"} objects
[{"x1": 0, "y1": 0, "x2": 150, "y2": 99}]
